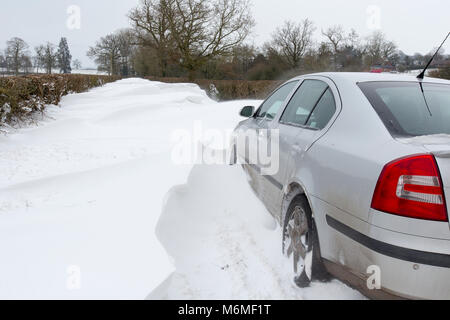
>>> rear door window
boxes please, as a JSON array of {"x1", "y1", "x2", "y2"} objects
[
  {"x1": 306, "y1": 88, "x2": 336, "y2": 130},
  {"x1": 280, "y1": 80, "x2": 330, "y2": 127},
  {"x1": 359, "y1": 82, "x2": 450, "y2": 137}
]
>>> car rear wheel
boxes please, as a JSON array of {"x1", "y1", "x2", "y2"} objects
[{"x1": 283, "y1": 195, "x2": 330, "y2": 288}]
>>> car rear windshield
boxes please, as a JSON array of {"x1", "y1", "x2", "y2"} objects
[{"x1": 358, "y1": 81, "x2": 450, "y2": 137}]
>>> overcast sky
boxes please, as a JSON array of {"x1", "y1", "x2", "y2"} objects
[{"x1": 1, "y1": 0, "x2": 449, "y2": 68}]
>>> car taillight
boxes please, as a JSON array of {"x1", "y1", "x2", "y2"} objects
[{"x1": 371, "y1": 154, "x2": 448, "y2": 222}]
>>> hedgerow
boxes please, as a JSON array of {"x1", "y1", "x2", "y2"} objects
[
  {"x1": 145, "y1": 77, "x2": 282, "y2": 101},
  {"x1": 0, "y1": 74, "x2": 119, "y2": 126},
  {"x1": 429, "y1": 67, "x2": 450, "y2": 80}
]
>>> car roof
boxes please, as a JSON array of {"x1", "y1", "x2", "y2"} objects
[{"x1": 291, "y1": 72, "x2": 450, "y2": 85}]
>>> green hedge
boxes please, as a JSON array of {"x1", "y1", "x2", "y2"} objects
[
  {"x1": 0, "y1": 74, "x2": 120, "y2": 126},
  {"x1": 145, "y1": 77, "x2": 281, "y2": 101}
]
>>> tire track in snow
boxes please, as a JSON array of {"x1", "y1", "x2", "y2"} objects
[
  {"x1": 216, "y1": 221, "x2": 292, "y2": 300},
  {"x1": 152, "y1": 164, "x2": 365, "y2": 300}
]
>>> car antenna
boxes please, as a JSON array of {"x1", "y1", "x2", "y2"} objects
[
  {"x1": 416, "y1": 32, "x2": 449, "y2": 117},
  {"x1": 417, "y1": 32, "x2": 450, "y2": 80}
]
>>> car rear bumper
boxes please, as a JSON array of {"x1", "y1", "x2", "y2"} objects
[{"x1": 326, "y1": 215, "x2": 450, "y2": 300}]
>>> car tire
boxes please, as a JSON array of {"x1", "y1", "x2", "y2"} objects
[{"x1": 282, "y1": 195, "x2": 330, "y2": 288}]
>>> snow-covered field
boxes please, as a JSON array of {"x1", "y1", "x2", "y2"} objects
[
  {"x1": 0, "y1": 68, "x2": 107, "y2": 76},
  {"x1": 0, "y1": 78, "x2": 364, "y2": 300},
  {"x1": 404, "y1": 68, "x2": 438, "y2": 76},
  {"x1": 72, "y1": 69, "x2": 108, "y2": 75}
]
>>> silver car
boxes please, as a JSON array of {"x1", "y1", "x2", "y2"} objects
[{"x1": 231, "y1": 72, "x2": 450, "y2": 300}]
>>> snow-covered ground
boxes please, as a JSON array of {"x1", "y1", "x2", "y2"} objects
[
  {"x1": 404, "y1": 68, "x2": 438, "y2": 76},
  {"x1": 149, "y1": 164, "x2": 363, "y2": 300},
  {"x1": 0, "y1": 68, "x2": 107, "y2": 76},
  {"x1": 72, "y1": 69, "x2": 108, "y2": 75},
  {"x1": 0, "y1": 78, "x2": 364, "y2": 300}
]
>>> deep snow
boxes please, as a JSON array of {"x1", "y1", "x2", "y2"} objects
[
  {"x1": 0, "y1": 78, "x2": 364, "y2": 299},
  {"x1": 149, "y1": 164, "x2": 363, "y2": 300}
]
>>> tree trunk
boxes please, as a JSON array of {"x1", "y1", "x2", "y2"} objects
[
  {"x1": 158, "y1": 52, "x2": 168, "y2": 77},
  {"x1": 188, "y1": 71, "x2": 194, "y2": 81},
  {"x1": 14, "y1": 49, "x2": 19, "y2": 75},
  {"x1": 14, "y1": 58, "x2": 19, "y2": 75},
  {"x1": 161, "y1": 59, "x2": 167, "y2": 77},
  {"x1": 188, "y1": 67, "x2": 196, "y2": 81}
]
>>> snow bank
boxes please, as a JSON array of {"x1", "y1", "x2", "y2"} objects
[
  {"x1": 0, "y1": 78, "x2": 363, "y2": 299},
  {"x1": 0, "y1": 78, "x2": 256, "y2": 299},
  {"x1": 148, "y1": 164, "x2": 363, "y2": 300}
]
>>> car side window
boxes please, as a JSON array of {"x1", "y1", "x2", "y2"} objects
[
  {"x1": 255, "y1": 81, "x2": 298, "y2": 120},
  {"x1": 280, "y1": 80, "x2": 333, "y2": 128},
  {"x1": 305, "y1": 88, "x2": 337, "y2": 130}
]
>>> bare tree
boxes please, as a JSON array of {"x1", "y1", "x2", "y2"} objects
[
  {"x1": 321, "y1": 26, "x2": 363, "y2": 70},
  {"x1": 5, "y1": 37, "x2": 29, "y2": 75},
  {"x1": 129, "y1": 0, "x2": 173, "y2": 76},
  {"x1": 116, "y1": 29, "x2": 136, "y2": 76},
  {"x1": 347, "y1": 29, "x2": 360, "y2": 49},
  {"x1": 87, "y1": 34, "x2": 121, "y2": 75},
  {"x1": 364, "y1": 31, "x2": 397, "y2": 67},
  {"x1": 322, "y1": 25, "x2": 346, "y2": 54},
  {"x1": 272, "y1": 19, "x2": 316, "y2": 69},
  {"x1": 36, "y1": 43, "x2": 58, "y2": 74},
  {"x1": 22, "y1": 56, "x2": 33, "y2": 74},
  {"x1": 413, "y1": 53, "x2": 425, "y2": 67},
  {"x1": 88, "y1": 30, "x2": 135, "y2": 76},
  {"x1": 423, "y1": 47, "x2": 446, "y2": 67},
  {"x1": 34, "y1": 45, "x2": 45, "y2": 73},
  {"x1": 72, "y1": 59, "x2": 82, "y2": 70},
  {"x1": 231, "y1": 44, "x2": 256, "y2": 77},
  {"x1": 314, "y1": 42, "x2": 334, "y2": 70},
  {"x1": 164, "y1": 0, "x2": 254, "y2": 80},
  {"x1": 0, "y1": 53, "x2": 5, "y2": 75}
]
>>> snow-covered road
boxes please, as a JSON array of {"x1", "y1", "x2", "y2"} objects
[{"x1": 0, "y1": 78, "x2": 364, "y2": 299}]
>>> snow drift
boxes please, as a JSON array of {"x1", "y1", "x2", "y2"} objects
[
  {"x1": 0, "y1": 78, "x2": 363, "y2": 299},
  {"x1": 149, "y1": 164, "x2": 363, "y2": 300}
]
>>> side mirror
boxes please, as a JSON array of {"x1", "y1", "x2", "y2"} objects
[{"x1": 240, "y1": 106, "x2": 255, "y2": 118}]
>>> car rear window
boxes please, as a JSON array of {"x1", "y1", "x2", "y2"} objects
[{"x1": 358, "y1": 82, "x2": 450, "y2": 137}]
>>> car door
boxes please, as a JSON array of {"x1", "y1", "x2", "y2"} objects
[
  {"x1": 240, "y1": 80, "x2": 298, "y2": 201},
  {"x1": 238, "y1": 81, "x2": 299, "y2": 197},
  {"x1": 287, "y1": 78, "x2": 340, "y2": 156},
  {"x1": 277, "y1": 77, "x2": 340, "y2": 191},
  {"x1": 261, "y1": 79, "x2": 333, "y2": 218}
]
